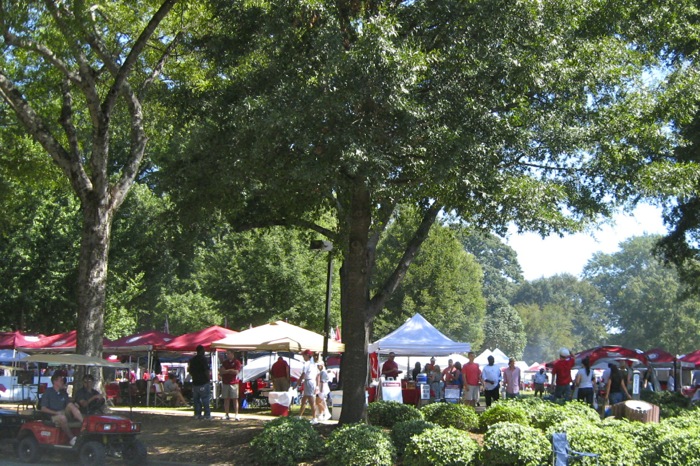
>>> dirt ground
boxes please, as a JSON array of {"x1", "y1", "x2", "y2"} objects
[{"x1": 111, "y1": 406, "x2": 335, "y2": 466}]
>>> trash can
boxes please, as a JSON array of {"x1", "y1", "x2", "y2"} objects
[{"x1": 330, "y1": 390, "x2": 343, "y2": 420}]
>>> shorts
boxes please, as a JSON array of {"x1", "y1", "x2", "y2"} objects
[
  {"x1": 51, "y1": 407, "x2": 76, "y2": 423},
  {"x1": 463, "y1": 384, "x2": 480, "y2": 401},
  {"x1": 303, "y1": 380, "x2": 317, "y2": 397},
  {"x1": 534, "y1": 383, "x2": 545, "y2": 392},
  {"x1": 221, "y1": 383, "x2": 239, "y2": 399}
]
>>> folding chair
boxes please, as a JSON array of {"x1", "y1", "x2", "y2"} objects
[
  {"x1": 552, "y1": 432, "x2": 600, "y2": 466},
  {"x1": 153, "y1": 382, "x2": 173, "y2": 407}
]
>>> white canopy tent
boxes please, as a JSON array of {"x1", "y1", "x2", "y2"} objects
[
  {"x1": 474, "y1": 348, "x2": 510, "y2": 369},
  {"x1": 212, "y1": 321, "x2": 345, "y2": 353},
  {"x1": 369, "y1": 313, "x2": 471, "y2": 356},
  {"x1": 239, "y1": 353, "x2": 304, "y2": 383}
]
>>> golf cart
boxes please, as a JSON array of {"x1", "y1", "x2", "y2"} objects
[{"x1": 15, "y1": 353, "x2": 147, "y2": 465}]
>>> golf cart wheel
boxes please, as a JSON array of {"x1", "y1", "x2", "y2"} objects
[
  {"x1": 122, "y1": 439, "x2": 148, "y2": 465},
  {"x1": 79, "y1": 440, "x2": 106, "y2": 466},
  {"x1": 17, "y1": 435, "x2": 42, "y2": 463}
]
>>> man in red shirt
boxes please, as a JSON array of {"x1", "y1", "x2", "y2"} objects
[
  {"x1": 381, "y1": 352, "x2": 402, "y2": 379},
  {"x1": 221, "y1": 349, "x2": 242, "y2": 420},
  {"x1": 552, "y1": 348, "x2": 575, "y2": 401},
  {"x1": 461, "y1": 351, "x2": 481, "y2": 406},
  {"x1": 270, "y1": 356, "x2": 291, "y2": 391}
]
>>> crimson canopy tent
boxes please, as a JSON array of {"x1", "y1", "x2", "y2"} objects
[
  {"x1": 105, "y1": 330, "x2": 175, "y2": 354},
  {"x1": 18, "y1": 330, "x2": 112, "y2": 353},
  {"x1": 680, "y1": 349, "x2": 700, "y2": 368},
  {"x1": 160, "y1": 325, "x2": 237, "y2": 352},
  {"x1": 0, "y1": 331, "x2": 45, "y2": 350}
]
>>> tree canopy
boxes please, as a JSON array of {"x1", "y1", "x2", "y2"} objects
[{"x1": 157, "y1": 0, "x2": 700, "y2": 422}]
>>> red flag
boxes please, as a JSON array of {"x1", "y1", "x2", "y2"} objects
[{"x1": 335, "y1": 326, "x2": 341, "y2": 342}]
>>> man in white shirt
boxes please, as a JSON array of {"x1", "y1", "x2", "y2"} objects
[{"x1": 481, "y1": 355, "x2": 501, "y2": 407}]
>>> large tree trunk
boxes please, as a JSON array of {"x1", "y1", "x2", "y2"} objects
[
  {"x1": 338, "y1": 182, "x2": 373, "y2": 424},
  {"x1": 75, "y1": 198, "x2": 113, "y2": 358}
]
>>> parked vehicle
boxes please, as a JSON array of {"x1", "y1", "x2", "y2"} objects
[{"x1": 15, "y1": 353, "x2": 147, "y2": 465}]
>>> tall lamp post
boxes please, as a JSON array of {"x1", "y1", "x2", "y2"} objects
[{"x1": 310, "y1": 240, "x2": 333, "y2": 362}]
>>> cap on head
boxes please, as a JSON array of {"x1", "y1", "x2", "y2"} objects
[
  {"x1": 302, "y1": 349, "x2": 313, "y2": 356},
  {"x1": 559, "y1": 348, "x2": 570, "y2": 357}
]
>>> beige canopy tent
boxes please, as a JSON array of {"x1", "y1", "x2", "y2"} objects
[{"x1": 212, "y1": 321, "x2": 345, "y2": 353}]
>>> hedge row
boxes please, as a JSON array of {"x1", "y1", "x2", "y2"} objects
[{"x1": 251, "y1": 399, "x2": 700, "y2": 466}]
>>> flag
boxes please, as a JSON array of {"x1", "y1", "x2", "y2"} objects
[
  {"x1": 335, "y1": 326, "x2": 341, "y2": 342},
  {"x1": 329, "y1": 328, "x2": 336, "y2": 341},
  {"x1": 163, "y1": 316, "x2": 170, "y2": 334}
]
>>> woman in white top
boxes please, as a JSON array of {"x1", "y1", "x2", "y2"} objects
[
  {"x1": 574, "y1": 356, "x2": 595, "y2": 407},
  {"x1": 315, "y1": 361, "x2": 331, "y2": 421}
]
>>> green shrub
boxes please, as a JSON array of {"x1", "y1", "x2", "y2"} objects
[
  {"x1": 481, "y1": 422, "x2": 550, "y2": 466},
  {"x1": 647, "y1": 427, "x2": 700, "y2": 466},
  {"x1": 403, "y1": 426, "x2": 480, "y2": 466},
  {"x1": 518, "y1": 398, "x2": 568, "y2": 431},
  {"x1": 391, "y1": 419, "x2": 438, "y2": 457},
  {"x1": 479, "y1": 402, "x2": 529, "y2": 432},
  {"x1": 420, "y1": 402, "x2": 479, "y2": 431},
  {"x1": 560, "y1": 400, "x2": 602, "y2": 424},
  {"x1": 367, "y1": 400, "x2": 423, "y2": 428},
  {"x1": 663, "y1": 411, "x2": 700, "y2": 430},
  {"x1": 250, "y1": 416, "x2": 323, "y2": 466},
  {"x1": 563, "y1": 422, "x2": 642, "y2": 466},
  {"x1": 640, "y1": 390, "x2": 695, "y2": 418},
  {"x1": 325, "y1": 423, "x2": 395, "y2": 466}
]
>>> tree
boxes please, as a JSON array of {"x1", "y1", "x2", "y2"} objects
[
  {"x1": 372, "y1": 208, "x2": 486, "y2": 347},
  {"x1": 0, "y1": 0, "x2": 182, "y2": 357},
  {"x1": 583, "y1": 235, "x2": 700, "y2": 354},
  {"x1": 512, "y1": 274, "x2": 608, "y2": 362},
  {"x1": 454, "y1": 230, "x2": 524, "y2": 304},
  {"x1": 161, "y1": 0, "x2": 699, "y2": 422},
  {"x1": 481, "y1": 298, "x2": 526, "y2": 359}
]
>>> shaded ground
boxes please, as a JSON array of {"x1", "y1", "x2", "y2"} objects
[{"x1": 112, "y1": 406, "x2": 337, "y2": 465}]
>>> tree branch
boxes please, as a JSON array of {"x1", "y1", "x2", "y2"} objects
[
  {"x1": 0, "y1": 71, "x2": 92, "y2": 199},
  {"x1": 368, "y1": 200, "x2": 442, "y2": 318}
]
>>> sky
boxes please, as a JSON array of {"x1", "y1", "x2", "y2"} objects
[{"x1": 505, "y1": 204, "x2": 668, "y2": 281}]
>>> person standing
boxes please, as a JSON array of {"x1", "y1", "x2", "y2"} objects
[
  {"x1": 461, "y1": 351, "x2": 481, "y2": 406},
  {"x1": 605, "y1": 363, "x2": 631, "y2": 404},
  {"x1": 221, "y1": 349, "x2": 242, "y2": 421},
  {"x1": 551, "y1": 348, "x2": 575, "y2": 401},
  {"x1": 298, "y1": 349, "x2": 319, "y2": 424},
  {"x1": 411, "y1": 362, "x2": 422, "y2": 381},
  {"x1": 481, "y1": 355, "x2": 501, "y2": 407},
  {"x1": 270, "y1": 356, "x2": 291, "y2": 392},
  {"x1": 442, "y1": 359, "x2": 456, "y2": 386},
  {"x1": 533, "y1": 368, "x2": 547, "y2": 397},
  {"x1": 40, "y1": 373, "x2": 83, "y2": 446},
  {"x1": 503, "y1": 358, "x2": 521, "y2": 400},
  {"x1": 315, "y1": 361, "x2": 331, "y2": 421},
  {"x1": 381, "y1": 352, "x2": 402, "y2": 379},
  {"x1": 574, "y1": 356, "x2": 595, "y2": 407},
  {"x1": 188, "y1": 344, "x2": 212, "y2": 420}
]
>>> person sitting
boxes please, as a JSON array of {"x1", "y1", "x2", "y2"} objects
[
  {"x1": 74, "y1": 374, "x2": 106, "y2": 414},
  {"x1": 164, "y1": 373, "x2": 188, "y2": 406},
  {"x1": 40, "y1": 373, "x2": 83, "y2": 446}
]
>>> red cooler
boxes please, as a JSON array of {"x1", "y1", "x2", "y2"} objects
[{"x1": 268, "y1": 391, "x2": 292, "y2": 416}]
